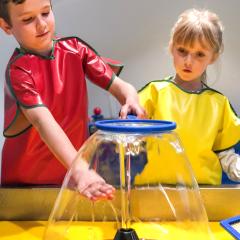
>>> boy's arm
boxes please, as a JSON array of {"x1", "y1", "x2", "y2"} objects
[
  {"x1": 20, "y1": 106, "x2": 115, "y2": 200},
  {"x1": 108, "y1": 76, "x2": 146, "y2": 119},
  {"x1": 21, "y1": 106, "x2": 77, "y2": 168}
]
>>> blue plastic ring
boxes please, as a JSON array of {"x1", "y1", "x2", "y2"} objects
[{"x1": 95, "y1": 119, "x2": 176, "y2": 133}]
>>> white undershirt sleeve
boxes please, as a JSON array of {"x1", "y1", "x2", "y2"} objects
[{"x1": 218, "y1": 148, "x2": 240, "y2": 182}]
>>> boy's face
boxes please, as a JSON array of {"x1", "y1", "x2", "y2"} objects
[{"x1": 1, "y1": 0, "x2": 55, "y2": 55}]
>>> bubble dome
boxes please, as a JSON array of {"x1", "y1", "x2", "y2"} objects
[{"x1": 44, "y1": 119, "x2": 214, "y2": 240}]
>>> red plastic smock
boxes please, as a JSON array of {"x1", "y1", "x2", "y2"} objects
[{"x1": 2, "y1": 36, "x2": 123, "y2": 185}]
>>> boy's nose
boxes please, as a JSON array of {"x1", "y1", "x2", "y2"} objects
[{"x1": 36, "y1": 17, "x2": 47, "y2": 32}]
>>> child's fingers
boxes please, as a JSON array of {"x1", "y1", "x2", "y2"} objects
[
  {"x1": 120, "y1": 103, "x2": 147, "y2": 119},
  {"x1": 81, "y1": 188, "x2": 104, "y2": 200},
  {"x1": 82, "y1": 182, "x2": 115, "y2": 201},
  {"x1": 135, "y1": 106, "x2": 147, "y2": 119},
  {"x1": 89, "y1": 182, "x2": 114, "y2": 195},
  {"x1": 119, "y1": 104, "x2": 129, "y2": 119},
  {"x1": 100, "y1": 184, "x2": 115, "y2": 195}
]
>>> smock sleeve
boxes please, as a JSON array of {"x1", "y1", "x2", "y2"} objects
[
  {"x1": 4, "y1": 64, "x2": 43, "y2": 137},
  {"x1": 8, "y1": 65, "x2": 43, "y2": 106},
  {"x1": 213, "y1": 98, "x2": 240, "y2": 151},
  {"x1": 76, "y1": 39, "x2": 123, "y2": 90}
]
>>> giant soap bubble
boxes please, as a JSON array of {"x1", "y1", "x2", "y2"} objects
[{"x1": 44, "y1": 119, "x2": 214, "y2": 240}]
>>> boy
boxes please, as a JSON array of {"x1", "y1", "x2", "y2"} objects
[{"x1": 0, "y1": 0, "x2": 145, "y2": 200}]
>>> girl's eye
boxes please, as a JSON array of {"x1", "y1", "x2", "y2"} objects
[
  {"x1": 196, "y1": 51, "x2": 205, "y2": 58},
  {"x1": 177, "y1": 48, "x2": 187, "y2": 55}
]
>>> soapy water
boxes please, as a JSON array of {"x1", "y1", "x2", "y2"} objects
[
  {"x1": 43, "y1": 125, "x2": 215, "y2": 240},
  {"x1": 43, "y1": 189, "x2": 213, "y2": 240}
]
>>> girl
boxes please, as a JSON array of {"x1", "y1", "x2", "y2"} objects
[{"x1": 138, "y1": 9, "x2": 240, "y2": 185}]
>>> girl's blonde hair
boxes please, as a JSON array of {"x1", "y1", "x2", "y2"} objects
[{"x1": 169, "y1": 9, "x2": 224, "y2": 55}]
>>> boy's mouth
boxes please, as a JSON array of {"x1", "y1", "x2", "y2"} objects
[{"x1": 37, "y1": 31, "x2": 49, "y2": 38}]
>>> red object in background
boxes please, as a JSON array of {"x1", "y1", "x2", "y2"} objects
[{"x1": 94, "y1": 107, "x2": 102, "y2": 115}]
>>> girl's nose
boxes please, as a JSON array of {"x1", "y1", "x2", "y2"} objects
[{"x1": 184, "y1": 54, "x2": 193, "y2": 66}]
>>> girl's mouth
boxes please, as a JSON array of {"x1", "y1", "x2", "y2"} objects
[{"x1": 183, "y1": 69, "x2": 192, "y2": 73}]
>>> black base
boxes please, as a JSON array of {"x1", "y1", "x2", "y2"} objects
[{"x1": 113, "y1": 228, "x2": 139, "y2": 240}]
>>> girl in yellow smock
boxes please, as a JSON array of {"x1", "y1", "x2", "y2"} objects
[{"x1": 137, "y1": 9, "x2": 240, "y2": 185}]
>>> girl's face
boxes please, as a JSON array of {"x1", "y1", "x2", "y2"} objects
[
  {"x1": 171, "y1": 40, "x2": 216, "y2": 82},
  {"x1": 1, "y1": 0, "x2": 55, "y2": 56}
]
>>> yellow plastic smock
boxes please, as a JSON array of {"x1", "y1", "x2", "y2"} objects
[{"x1": 137, "y1": 77, "x2": 240, "y2": 185}]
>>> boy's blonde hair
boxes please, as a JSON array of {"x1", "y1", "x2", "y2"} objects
[{"x1": 169, "y1": 9, "x2": 224, "y2": 55}]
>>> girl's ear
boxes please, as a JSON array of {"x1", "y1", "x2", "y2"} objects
[
  {"x1": 210, "y1": 53, "x2": 219, "y2": 64},
  {"x1": 0, "y1": 18, "x2": 12, "y2": 35},
  {"x1": 169, "y1": 42, "x2": 174, "y2": 55}
]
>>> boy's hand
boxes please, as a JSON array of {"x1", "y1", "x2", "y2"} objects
[
  {"x1": 71, "y1": 160, "x2": 115, "y2": 201},
  {"x1": 119, "y1": 97, "x2": 146, "y2": 119},
  {"x1": 108, "y1": 77, "x2": 146, "y2": 120},
  {"x1": 78, "y1": 169, "x2": 115, "y2": 201}
]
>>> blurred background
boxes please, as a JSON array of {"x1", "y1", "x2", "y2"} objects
[{"x1": 0, "y1": 0, "x2": 239, "y2": 170}]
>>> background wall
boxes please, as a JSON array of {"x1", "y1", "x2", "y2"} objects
[{"x1": 0, "y1": 0, "x2": 239, "y2": 171}]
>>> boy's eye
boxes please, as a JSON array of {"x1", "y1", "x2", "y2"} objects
[
  {"x1": 42, "y1": 11, "x2": 50, "y2": 17},
  {"x1": 22, "y1": 17, "x2": 33, "y2": 23}
]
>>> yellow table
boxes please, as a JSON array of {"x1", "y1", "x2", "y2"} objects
[{"x1": 0, "y1": 221, "x2": 235, "y2": 240}]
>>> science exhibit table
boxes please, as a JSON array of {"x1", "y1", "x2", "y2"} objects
[{"x1": 0, "y1": 186, "x2": 239, "y2": 240}]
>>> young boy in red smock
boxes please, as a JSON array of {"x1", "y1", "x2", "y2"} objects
[{"x1": 0, "y1": 0, "x2": 145, "y2": 201}]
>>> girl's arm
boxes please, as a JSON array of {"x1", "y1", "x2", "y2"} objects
[
  {"x1": 109, "y1": 76, "x2": 146, "y2": 119},
  {"x1": 218, "y1": 148, "x2": 240, "y2": 182}
]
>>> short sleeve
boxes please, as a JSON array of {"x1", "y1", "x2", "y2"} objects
[
  {"x1": 76, "y1": 39, "x2": 116, "y2": 90},
  {"x1": 213, "y1": 98, "x2": 240, "y2": 151},
  {"x1": 4, "y1": 64, "x2": 44, "y2": 137},
  {"x1": 100, "y1": 57, "x2": 124, "y2": 76},
  {"x1": 8, "y1": 65, "x2": 43, "y2": 107}
]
